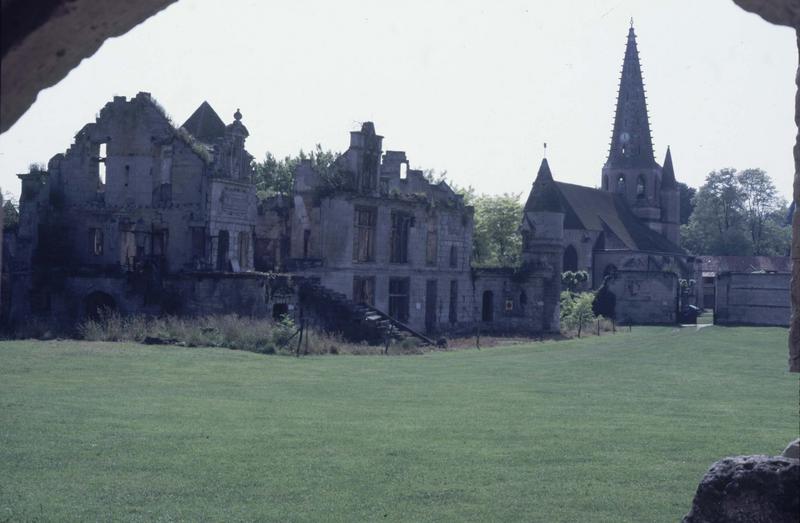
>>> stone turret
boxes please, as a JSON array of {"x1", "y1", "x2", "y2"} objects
[
  {"x1": 601, "y1": 23, "x2": 663, "y2": 232},
  {"x1": 522, "y1": 157, "x2": 565, "y2": 332},
  {"x1": 659, "y1": 146, "x2": 680, "y2": 246}
]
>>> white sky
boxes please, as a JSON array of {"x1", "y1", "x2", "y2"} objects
[{"x1": 0, "y1": 0, "x2": 796, "y2": 202}]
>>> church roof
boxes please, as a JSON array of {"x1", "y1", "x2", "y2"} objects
[
  {"x1": 605, "y1": 24, "x2": 657, "y2": 170},
  {"x1": 555, "y1": 181, "x2": 683, "y2": 254},
  {"x1": 181, "y1": 101, "x2": 226, "y2": 144},
  {"x1": 524, "y1": 158, "x2": 565, "y2": 213}
]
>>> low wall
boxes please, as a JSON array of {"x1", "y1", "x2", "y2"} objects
[
  {"x1": 606, "y1": 270, "x2": 678, "y2": 325},
  {"x1": 714, "y1": 272, "x2": 790, "y2": 327}
]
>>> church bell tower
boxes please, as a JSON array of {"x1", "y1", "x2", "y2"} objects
[{"x1": 601, "y1": 22, "x2": 668, "y2": 237}]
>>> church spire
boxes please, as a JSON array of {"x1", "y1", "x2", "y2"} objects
[
  {"x1": 606, "y1": 23, "x2": 656, "y2": 170},
  {"x1": 661, "y1": 146, "x2": 677, "y2": 189}
]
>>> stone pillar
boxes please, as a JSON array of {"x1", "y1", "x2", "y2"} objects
[{"x1": 791, "y1": 31, "x2": 800, "y2": 372}]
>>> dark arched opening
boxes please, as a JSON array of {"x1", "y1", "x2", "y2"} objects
[
  {"x1": 616, "y1": 174, "x2": 626, "y2": 194},
  {"x1": 636, "y1": 174, "x2": 646, "y2": 198},
  {"x1": 85, "y1": 291, "x2": 116, "y2": 319},
  {"x1": 481, "y1": 290, "x2": 494, "y2": 322},
  {"x1": 563, "y1": 245, "x2": 578, "y2": 272}
]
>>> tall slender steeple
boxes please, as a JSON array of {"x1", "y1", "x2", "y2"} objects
[
  {"x1": 661, "y1": 146, "x2": 676, "y2": 190},
  {"x1": 605, "y1": 23, "x2": 656, "y2": 170}
]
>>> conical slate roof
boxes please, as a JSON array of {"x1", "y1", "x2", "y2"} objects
[
  {"x1": 524, "y1": 158, "x2": 564, "y2": 213},
  {"x1": 181, "y1": 101, "x2": 226, "y2": 144},
  {"x1": 661, "y1": 146, "x2": 677, "y2": 189},
  {"x1": 605, "y1": 25, "x2": 657, "y2": 170}
]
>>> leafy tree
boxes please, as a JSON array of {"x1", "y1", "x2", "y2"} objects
[
  {"x1": 677, "y1": 182, "x2": 696, "y2": 225},
  {"x1": 561, "y1": 291, "x2": 596, "y2": 337},
  {"x1": 737, "y1": 168, "x2": 785, "y2": 255},
  {"x1": 253, "y1": 145, "x2": 340, "y2": 199},
  {"x1": 471, "y1": 193, "x2": 523, "y2": 267},
  {"x1": 680, "y1": 167, "x2": 790, "y2": 256},
  {"x1": 681, "y1": 169, "x2": 748, "y2": 255}
]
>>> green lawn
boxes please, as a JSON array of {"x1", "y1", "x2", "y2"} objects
[{"x1": 1, "y1": 327, "x2": 796, "y2": 522}]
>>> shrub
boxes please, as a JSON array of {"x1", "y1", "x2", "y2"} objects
[{"x1": 561, "y1": 291, "x2": 597, "y2": 337}]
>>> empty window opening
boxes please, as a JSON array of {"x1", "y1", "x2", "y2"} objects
[
  {"x1": 388, "y1": 277, "x2": 410, "y2": 323},
  {"x1": 390, "y1": 211, "x2": 411, "y2": 263},
  {"x1": 89, "y1": 228, "x2": 103, "y2": 256},
  {"x1": 399, "y1": 162, "x2": 408, "y2": 180},
  {"x1": 426, "y1": 215, "x2": 438, "y2": 266},
  {"x1": 481, "y1": 290, "x2": 494, "y2": 322},
  {"x1": 636, "y1": 175, "x2": 646, "y2": 198},
  {"x1": 97, "y1": 142, "x2": 107, "y2": 187},
  {"x1": 152, "y1": 229, "x2": 167, "y2": 259},
  {"x1": 191, "y1": 227, "x2": 206, "y2": 263},
  {"x1": 353, "y1": 207, "x2": 376, "y2": 262},
  {"x1": 217, "y1": 230, "x2": 230, "y2": 271},
  {"x1": 239, "y1": 231, "x2": 250, "y2": 269},
  {"x1": 563, "y1": 245, "x2": 578, "y2": 272},
  {"x1": 449, "y1": 245, "x2": 458, "y2": 268},
  {"x1": 449, "y1": 280, "x2": 458, "y2": 324},
  {"x1": 353, "y1": 275, "x2": 375, "y2": 306},
  {"x1": 303, "y1": 229, "x2": 311, "y2": 258}
]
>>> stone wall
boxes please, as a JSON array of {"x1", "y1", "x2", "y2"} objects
[
  {"x1": 714, "y1": 272, "x2": 791, "y2": 327},
  {"x1": 471, "y1": 269, "x2": 549, "y2": 334},
  {"x1": 605, "y1": 270, "x2": 678, "y2": 325}
]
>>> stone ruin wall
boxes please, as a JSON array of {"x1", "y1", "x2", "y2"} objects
[
  {"x1": 606, "y1": 270, "x2": 678, "y2": 325},
  {"x1": 714, "y1": 272, "x2": 791, "y2": 327}
]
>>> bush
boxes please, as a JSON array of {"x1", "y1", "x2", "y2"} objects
[{"x1": 560, "y1": 291, "x2": 597, "y2": 337}]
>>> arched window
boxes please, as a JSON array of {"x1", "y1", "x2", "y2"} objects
[
  {"x1": 636, "y1": 175, "x2": 645, "y2": 198},
  {"x1": 563, "y1": 245, "x2": 578, "y2": 272},
  {"x1": 616, "y1": 174, "x2": 626, "y2": 194}
]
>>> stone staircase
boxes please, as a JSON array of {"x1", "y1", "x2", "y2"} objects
[{"x1": 298, "y1": 280, "x2": 434, "y2": 346}]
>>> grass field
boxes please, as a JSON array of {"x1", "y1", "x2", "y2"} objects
[{"x1": 1, "y1": 326, "x2": 797, "y2": 522}]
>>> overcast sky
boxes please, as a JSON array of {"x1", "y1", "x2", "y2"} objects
[{"x1": 0, "y1": 0, "x2": 796, "y2": 202}]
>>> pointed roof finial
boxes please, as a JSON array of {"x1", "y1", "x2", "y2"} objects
[
  {"x1": 630, "y1": 17, "x2": 634, "y2": 29},
  {"x1": 234, "y1": 108, "x2": 242, "y2": 121},
  {"x1": 543, "y1": 142, "x2": 547, "y2": 159}
]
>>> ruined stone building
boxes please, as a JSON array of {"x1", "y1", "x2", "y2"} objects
[
  {"x1": 3, "y1": 95, "x2": 561, "y2": 338},
  {"x1": 3, "y1": 23, "x2": 702, "y2": 336}
]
